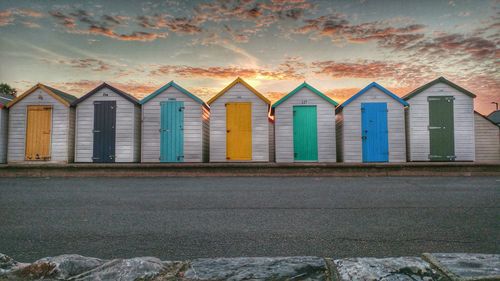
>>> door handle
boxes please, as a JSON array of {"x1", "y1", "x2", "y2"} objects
[{"x1": 362, "y1": 136, "x2": 367, "y2": 140}]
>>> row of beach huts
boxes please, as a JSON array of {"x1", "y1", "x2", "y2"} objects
[{"x1": 0, "y1": 77, "x2": 498, "y2": 164}]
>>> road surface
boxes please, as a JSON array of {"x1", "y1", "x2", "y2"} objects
[{"x1": 0, "y1": 177, "x2": 498, "y2": 261}]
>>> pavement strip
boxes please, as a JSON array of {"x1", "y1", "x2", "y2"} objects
[
  {"x1": 422, "y1": 253, "x2": 500, "y2": 281},
  {"x1": 0, "y1": 252, "x2": 498, "y2": 280}
]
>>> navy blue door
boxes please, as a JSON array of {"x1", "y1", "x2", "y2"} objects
[
  {"x1": 361, "y1": 103, "x2": 389, "y2": 163},
  {"x1": 93, "y1": 101, "x2": 116, "y2": 163}
]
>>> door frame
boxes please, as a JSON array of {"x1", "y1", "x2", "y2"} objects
[
  {"x1": 361, "y1": 102, "x2": 389, "y2": 163},
  {"x1": 292, "y1": 105, "x2": 318, "y2": 162},
  {"x1": 160, "y1": 100, "x2": 185, "y2": 163},
  {"x1": 92, "y1": 100, "x2": 116, "y2": 163},
  {"x1": 225, "y1": 102, "x2": 252, "y2": 161},
  {"x1": 25, "y1": 105, "x2": 53, "y2": 161},
  {"x1": 428, "y1": 96, "x2": 455, "y2": 161}
]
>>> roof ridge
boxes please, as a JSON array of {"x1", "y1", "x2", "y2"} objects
[{"x1": 272, "y1": 82, "x2": 338, "y2": 108}]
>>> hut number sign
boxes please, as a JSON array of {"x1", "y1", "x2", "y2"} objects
[{"x1": 300, "y1": 99, "x2": 308, "y2": 104}]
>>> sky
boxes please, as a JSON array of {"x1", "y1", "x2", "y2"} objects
[{"x1": 0, "y1": 0, "x2": 498, "y2": 114}]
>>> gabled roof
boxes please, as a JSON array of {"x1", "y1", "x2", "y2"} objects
[
  {"x1": 476, "y1": 111, "x2": 500, "y2": 127},
  {"x1": 140, "y1": 81, "x2": 209, "y2": 109},
  {"x1": 72, "y1": 82, "x2": 139, "y2": 106},
  {"x1": 487, "y1": 110, "x2": 500, "y2": 125},
  {"x1": 336, "y1": 82, "x2": 408, "y2": 113},
  {"x1": 0, "y1": 92, "x2": 14, "y2": 108},
  {"x1": 7, "y1": 83, "x2": 77, "y2": 108},
  {"x1": 208, "y1": 77, "x2": 270, "y2": 105},
  {"x1": 272, "y1": 82, "x2": 338, "y2": 108},
  {"x1": 403, "y1": 76, "x2": 476, "y2": 100}
]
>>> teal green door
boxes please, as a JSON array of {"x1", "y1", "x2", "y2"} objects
[
  {"x1": 428, "y1": 96, "x2": 455, "y2": 161},
  {"x1": 293, "y1": 105, "x2": 318, "y2": 161},
  {"x1": 160, "y1": 101, "x2": 184, "y2": 162}
]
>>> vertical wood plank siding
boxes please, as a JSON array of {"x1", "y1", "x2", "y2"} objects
[
  {"x1": 210, "y1": 83, "x2": 269, "y2": 162},
  {"x1": 141, "y1": 86, "x2": 206, "y2": 162},
  {"x1": 75, "y1": 88, "x2": 140, "y2": 162},
  {"x1": 339, "y1": 87, "x2": 406, "y2": 163},
  {"x1": 268, "y1": 120, "x2": 275, "y2": 162},
  {"x1": 275, "y1": 87, "x2": 336, "y2": 162},
  {"x1": 406, "y1": 83, "x2": 475, "y2": 161},
  {"x1": 335, "y1": 113, "x2": 344, "y2": 162},
  {"x1": 0, "y1": 108, "x2": 8, "y2": 163},
  {"x1": 8, "y1": 89, "x2": 73, "y2": 163},
  {"x1": 474, "y1": 112, "x2": 500, "y2": 162}
]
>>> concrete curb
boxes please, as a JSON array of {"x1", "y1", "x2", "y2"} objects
[
  {"x1": 1, "y1": 253, "x2": 498, "y2": 281},
  {"x1": 422, "y1": 253, "x2": 500, "y2": 281},
  {"x1": 1, "y1": 162, "x2": 499, "y2": 177}
]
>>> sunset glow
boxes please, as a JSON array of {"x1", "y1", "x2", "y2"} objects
[{"x1": 0, "y1": 0, "x2": 498, "y2": 114}]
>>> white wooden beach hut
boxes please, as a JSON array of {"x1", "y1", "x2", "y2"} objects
[
  {"x1": 208, "y1": 77, "x2": 271, "y2": 162},
  {"x1": 404, "y1": 77, "x2": 476, "y2": 161},
  {"x1": 7, "y1": 84, "x2": 77, "y2": 164},
  {"x1": 0, "y1": 93, "x2": 14, "y2": 163},
  {"x1": 336, "y1": 82, "x2": 408, "y2": 163},
  {"x1": 73, "y1": 83, "x2": 141, "y2": 163},
  {"x1": 272, "y1": 82, "x2": 338, "y2": 162},
  {"x1": 140, "y1": 81, "x2": 209, "y2": 162},
  {"x1": 474, "y1": 111, "x2": 499, "y2": 162}
]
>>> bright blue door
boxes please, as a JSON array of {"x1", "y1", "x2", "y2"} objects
[
  {"x1": 160, "y1": 101, "x2": 184, "y2": 162},
  {"x1": 361, "y1": 103, "x2": 388, "y2": 163}
]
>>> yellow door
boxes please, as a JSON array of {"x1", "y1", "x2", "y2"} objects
[
  {"x1": 25, "y1": 105, "x2": 52, "y2": 160},
  {"x1": 226, "y1": 102, "x2": 252, "y2": 160}
]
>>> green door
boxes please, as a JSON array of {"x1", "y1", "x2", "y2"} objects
[
  {"x1": 293, "y1": 105, "x2": 318, "y2": 161},
  {"x1": 428, "y1": 96, "x2": 455, "y2": 161}
]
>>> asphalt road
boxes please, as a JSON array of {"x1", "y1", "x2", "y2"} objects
[{"x1": 0, "y1": 177, "x2": 499, "y2": 262}]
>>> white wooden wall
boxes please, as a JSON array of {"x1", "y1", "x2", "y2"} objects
[
  {"x1": 339, "y1": 87, "x2": 406, "y2": 163},
  {"x1": 474, "y1": 112, "x2": 500, "y2": 162},
  {"x1": 274, "y1": 88, "x2": 336, "y2": 162},
  {"x1": 141, "y1": 86, "x2": 206, "y2": 162},
  {"x1": 0, "y1": 108, "x2": 8, "y2": 163},
  {"x1": 75, "y1": 88, "x2": 140, "y2": 162},
  {"x1": 210, "y1": 82, "x2": 269, "y2": 162},
  {"x1": 406, "y1": 83, "x2": 475, "y2": 161},
  {"x1": 8, "y1": 89, "x2": 73, "y2": 163}
]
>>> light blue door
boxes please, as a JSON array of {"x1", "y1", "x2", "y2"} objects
[
  {"x1": 160, "y1": 101, "x2": 184, "y2": 162},
  {"x1": 361, "y1": 103, "x2": 389, "y2": 163}
]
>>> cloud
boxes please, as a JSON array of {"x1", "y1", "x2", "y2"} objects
[
  {"x1": 311, "y1": 59, "x2": 436, "y2": 89},
  {"x1": 150, "y1": 56, "x2": 306, "y2": 80},
  {"x1": 0, "y1": 10, "x2": 15, "y2": 26},
  {"x1": 137, "y1": 15, "x2": 202, "y2": 34},
  {"x1": 49, "y1": 10, "x2": 76, "y2": 28},
  {"x1": 0, "y1": 8, "x2": 44, "y2": 27},
  {"x1": 41, "y1": 58, "x2": 112, "y2": 71},
  {"x1": 49, "y1": 9, "x2": 167, "y2": 41},
  {"x1": 295, "y1": 14, "x2": 426, "y2": 48},
  {"x1": 407, "y1": 33, "x2": 499, "y2": 60},
  {"x1": 87, "y1": 25, "x2": 166, "y2": 41}
]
